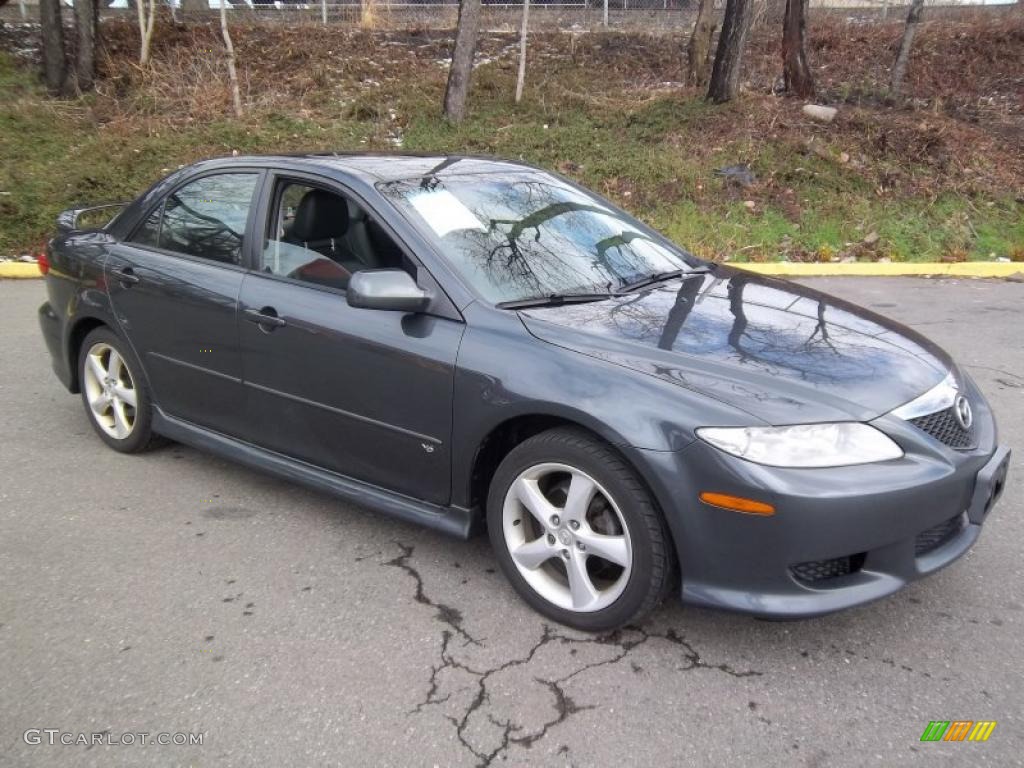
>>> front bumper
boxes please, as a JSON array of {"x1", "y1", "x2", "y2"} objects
[{"x1": 638, "y1": 396, "x2": 1010, "y2": 618}]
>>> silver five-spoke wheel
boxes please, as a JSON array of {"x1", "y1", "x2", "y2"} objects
[
  {"x1": 502, "y1": 462, "x2": 633, "y2": 613},
  {"x1": 82, "y1": 342, "x2": 138, "y2": 440}
]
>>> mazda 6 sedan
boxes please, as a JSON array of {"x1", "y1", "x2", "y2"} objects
[{"x1": 38, "y1": 154, "x2": 1010, "y2": 630}]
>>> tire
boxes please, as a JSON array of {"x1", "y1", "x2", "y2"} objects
[
  {"x1": 78, "y1": 326, "x2": 163, "y2": 454},
  {"x1": 487, "y1": 427, "x2": 674, "y2": 631}
]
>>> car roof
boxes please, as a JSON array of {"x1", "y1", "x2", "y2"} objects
[{"x1": 191, "y1": 153, "x2": 546, "y2": 184}]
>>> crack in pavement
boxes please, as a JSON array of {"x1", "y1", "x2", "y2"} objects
[
  {"x1": 384, "y1": 543, "x2": 763, "y2": 767},
  {"x1": 385, "y1": 542, "x2": 481, "y2": 647},
  {"x1": 964, "y1": 363, "x2": 1023, "y2": 382}
]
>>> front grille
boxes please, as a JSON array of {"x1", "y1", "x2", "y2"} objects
[
  {"x1": 915, "y1": 513, "x2": 966, "y2": 556},
  {"x1": 791, "y1": 553, "x2": 866, "y2": 585},
  {"x1": 908, "y1": 406, "x2": 976, "y2": 450}
]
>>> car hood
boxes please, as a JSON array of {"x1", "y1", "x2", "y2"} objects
[{"x1": 519, "y1": 268, "x2": 952, "y2": 424}]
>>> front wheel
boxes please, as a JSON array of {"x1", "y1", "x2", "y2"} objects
[{"x1": 487, "y1": 428, "x2": 674, "y2": 631}]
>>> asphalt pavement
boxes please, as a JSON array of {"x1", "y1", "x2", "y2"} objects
[{"x1": 1, "y1": 276, "x2": 1021, "y2": 767}]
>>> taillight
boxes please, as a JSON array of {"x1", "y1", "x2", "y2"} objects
[{"x1": 38, "y1": 250, "x2": 50, "y2": 275}]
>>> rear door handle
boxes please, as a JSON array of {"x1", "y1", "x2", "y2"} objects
[
  {"x1": 114, "y1": 266, "x2": 140, "y2": 286},
  {"x1": 243, "y1": 307, "x2": 287, "y2": 330}
]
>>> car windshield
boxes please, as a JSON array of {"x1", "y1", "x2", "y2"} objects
[{"x1": 379, "y1": 171, "x2": 697, "y2": 305}]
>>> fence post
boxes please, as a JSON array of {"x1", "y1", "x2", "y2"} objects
[
  {"x1": 321, "y1": 0, "x2": 327, "y2": 25},
  {"x1": 603, "y1": 0, "x2": 609, "y2": 26}
]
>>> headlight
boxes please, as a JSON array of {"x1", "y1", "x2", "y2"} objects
[{"x1": 696, "y1": 423, "x2": 903, "y2": 468}]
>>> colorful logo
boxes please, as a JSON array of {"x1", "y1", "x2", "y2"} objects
[{"x1": 920, "y1": 721, "x2": 997, "y2": 742}]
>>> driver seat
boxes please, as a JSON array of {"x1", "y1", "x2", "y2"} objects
[{"x1": 284, "y1": 189, "x2": 363, "y2": 274}]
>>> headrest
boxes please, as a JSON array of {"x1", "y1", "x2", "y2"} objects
[{"x1": 290, "y1": 189, "x2": 349, "y2": 242}]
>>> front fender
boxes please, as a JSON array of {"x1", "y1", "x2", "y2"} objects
[{"x1": 450, "y1": 303, "x2": 750, "y2": 508}]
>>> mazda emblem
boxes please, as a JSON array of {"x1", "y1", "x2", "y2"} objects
[{"x1": 954, "y1": 394, "x2": 973, "y2": 430}]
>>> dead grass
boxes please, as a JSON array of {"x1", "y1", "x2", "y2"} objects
[{"x1": 1, "y1": 12, "x2": 1022, "y2": 260}]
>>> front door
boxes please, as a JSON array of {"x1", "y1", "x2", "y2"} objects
[
  {"x1": 236, "y1": 176, "x2": 464, "y2": 505},
  {"x1": 106, "y1": 171, "x2": 261, "y2": 437}
]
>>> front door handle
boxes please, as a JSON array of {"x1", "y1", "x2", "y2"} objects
[
  {"x1": 114, "y1": 266, "x2": 140, "y2": 287},
  {"x1": 244, "y1": 307, "x2": 287, "y2": 331}
]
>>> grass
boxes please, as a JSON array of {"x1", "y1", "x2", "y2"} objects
[{"x1": 2, "y1": 22, "x2": 1022, "y2": 262}]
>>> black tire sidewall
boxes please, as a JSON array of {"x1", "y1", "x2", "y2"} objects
[
  {"x1": 487, "y1": 429, "x2": 668, "y2": 632},
  {"x1": 78, "y1": 327, "x2": 156, "y2": 454}
]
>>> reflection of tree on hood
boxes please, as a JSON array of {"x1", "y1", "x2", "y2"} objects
[
  {"x1": 658, "y1": 276, "x2": 703, "y2": 350},
  {"x1": 726, "y1": 275, "x2": 858, "y2": 383}
]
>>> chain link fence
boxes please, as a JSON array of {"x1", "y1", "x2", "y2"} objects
[
  {"x1": 217, "y1": 0, "x2": 699, "y2": 31},
  {"x1": 3, "y1": 0, "x2": 1017, "y2": 31}
]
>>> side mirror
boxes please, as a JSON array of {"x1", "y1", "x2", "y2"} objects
[{"x1": 347, "y1": 269, "x2": 431, "y2": 313}]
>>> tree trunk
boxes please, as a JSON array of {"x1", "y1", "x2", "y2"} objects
[
  {"x1": 890, "y1": 0, "x2": 925, "y2": 98},
  {"x1": 686, "y1": 0, "x2": 716, "y2": 88},
  {"x1": 220, "y1": 0, "x2": 243, "y2": 118},
  {"x1": 137, "y1": 0, "x2": 156, "y2": 66},
  {"x1": 73, "y1": 0, "x2": 97, "y2": 92},
  {"x1": 781, "y1": 0, "x2": 813, "y2": 98},
  {"x1": 444, "y1": 0, "x2": 481, "y2": 123},
  {"x1": 514, "y1": 0, "x2": 529, "y2": 104},
  {"x1": 707, "y1": 0, "x2": 754, "y2": 103},
  {"x1": 39, "y1": 0, "x2": 68, "y2": 95}
]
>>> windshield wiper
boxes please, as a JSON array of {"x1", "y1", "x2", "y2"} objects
[
  {"x1": 496, "y1": 293, "x2": 614, "y2": 310},
  {"x1": 617, "y1": 266, "x2": 711, "y2": 294}
]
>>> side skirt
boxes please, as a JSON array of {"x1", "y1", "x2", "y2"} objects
[{"x1": 152, "y1": 408, "x2": 480, "y2": 540}]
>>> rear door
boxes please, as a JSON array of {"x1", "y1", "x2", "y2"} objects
[
  {"x1": 106, "y1": 170, "x2": 263, "y2": 437},
  {"x1": 235, "y1": 172, "x2": 465, "y2": 505}
]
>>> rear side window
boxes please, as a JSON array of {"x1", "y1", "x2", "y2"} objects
[
  {"x1": 132, "y1": 173, "x2": 258, "y2": 265},
  {"x1": 133, "y1": 204, "x2": 163, "y2": 248}
]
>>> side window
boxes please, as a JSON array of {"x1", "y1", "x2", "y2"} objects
[
  {"x1": 260, "y1": 179, "x2": 412, "y2": 291},
  {"x1": 156, "y1": 173, "x2": 258, "y2": 265},
  {"x1": 132, "y1": 202, "x2": 164, "y2": 248}
]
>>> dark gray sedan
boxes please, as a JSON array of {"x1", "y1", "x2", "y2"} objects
[{"x1": 38, "y1": 154, "x2": 1010, "y2": 630}]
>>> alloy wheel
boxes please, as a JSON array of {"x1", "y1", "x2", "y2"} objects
[
  {"x1": 502, "y1": 462, "x2": 633, "y2": 612},
  {"x1": 82, "y1": 342, "x2": 138, "y2": 440}
]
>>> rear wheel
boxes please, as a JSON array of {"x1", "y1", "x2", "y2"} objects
[
  {"x1": 78, "y1": 327, "x2": 161, "y2": 453},
  {"x1": 487, "y1": 428, "x2": 674, "y2": 631}
]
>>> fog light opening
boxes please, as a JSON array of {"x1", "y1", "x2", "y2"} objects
[{"x1": 699, "y1": 492, "x2": 775, "y2": 516}]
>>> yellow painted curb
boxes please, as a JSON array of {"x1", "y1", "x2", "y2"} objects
[
  {"x1": 733, "y1": 262, "x2": 1024, "y2": 278},
  {"x1": 0, "y1": 262, "x2": 42, "y2": 279}
]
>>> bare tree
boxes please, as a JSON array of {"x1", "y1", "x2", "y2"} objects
[
  {"x1": 890, "y1": 0, "x2": 925, "y2": 98},
  {"x1": 136, "y1": 0, "x2": 157, "y2": 66},
  {"x1": 220, "y1": 0, "x2": 243, "y2": 117},
  {"x1": 39, "y1": 0, "x2": 69, "y2": 95},
  {"x1": 361, "y1": 0, "x2": 379, "y2": 28},
  {"x1": 686, "y1": 0, "x2": 717, "y2": 88},
  {"x1": 73, "y1": 0, "x2": 98, "y2": 92},
  {"x1": 444, "y1": 0, "x2": 482, "y2": 123},
  {"x1": 781, "y1": 0, "x2": 814, "y2": 97},
  {"x1": 514, "y1": 0, "x2": 530, "y2": 103},
  {"x1": 707, "y1": 0, "x2": 754, "y2": 103}
]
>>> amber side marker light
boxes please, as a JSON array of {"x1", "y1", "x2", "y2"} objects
[{"x1": 699, "y1": 492, "x2": 775, "y2": 516}]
